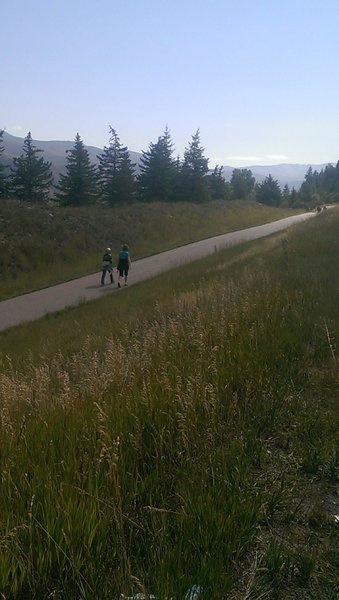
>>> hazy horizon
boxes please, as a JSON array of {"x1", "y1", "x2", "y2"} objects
[{"x1": 2, "y1": 131, "x2": 336, "y2": 171}]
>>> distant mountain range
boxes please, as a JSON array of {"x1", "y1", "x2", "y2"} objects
[
  {"x1": 0, "y1": 132, "x2": 142, "y2": 185},
  {"x1": 0, "y1": 131, "x2": 334, "y2": 190}
]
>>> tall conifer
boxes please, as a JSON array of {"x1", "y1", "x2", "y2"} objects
[
  {"x1": 255, "y1": 174, "x2": 282, "y2": 206},
  {"x1": 180, "y1": 129, "x2": 210, "y2": 202},
  {"x1": 207, "y1": 165, "x2": 230, "y2": 200},
  {"x1": 97, "y1": 127, "x2": 135, "y2": 205},
  {"x1": 55, "y1": 133, "x2": 98, "y2": 205},
  {"x1": 9, "y1": 132, "x2": 52, "y2": 202},
  {"x1": 138, "y1": 126, "x2": 176, "y2": 202}
]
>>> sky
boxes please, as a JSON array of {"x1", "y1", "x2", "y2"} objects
[{"x1": 2, "y1": 0, "x2": 339, "y2": 167}]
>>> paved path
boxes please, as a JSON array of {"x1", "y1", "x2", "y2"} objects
[{"x1": 0, "y1": 212, "x2": 315, "y2": 332}]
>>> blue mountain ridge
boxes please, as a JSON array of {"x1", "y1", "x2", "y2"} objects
[{"x1": 1, "y1": 131, "x2": 334, "y2": 190}]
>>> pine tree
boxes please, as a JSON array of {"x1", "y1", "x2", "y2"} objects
[
  {"x1": 138, "y1": 126, "x2": 176, "y2": 202},
  {"x1": 171, "y1": 154, "x2": 183, "y2": 202},
  {"x1": 0, "y1": 130, "x2": 8, "y2": 198},
  {"x1": 180, "y1": 129, "x2": 210, "y2": 202},
  {"x1": 206, "y1": 165, "x2": 231, "y2": 200},
  {"x1": 314, "y1": 162, "x2": 339, "y2": 203},
  {"x1": 255, "y1": 174, "x2": 282, "y2": 206},
  {"x1": 282, "y1": 184, "x2": 291, "y2": 206},
  {"x1": 289, "y1": 187, "x2": 298, "y2": 208},
  {"x1": 114, "y1": 146, "x2": 136, "y2": 204},
  {"x1": 97, "y1": 127, "x2": 135, "y2": 205},
  {"x1": 299, "y1": 166, "x2": 324, "y2": 207},
  {"x1": 9, "y1": 132, "x2": 52, "y2": 202},
  {"x1": 55, "y1": 133, "x2": 98, "y2": 206}
]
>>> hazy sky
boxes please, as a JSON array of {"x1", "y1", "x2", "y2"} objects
[{"x1": 2, "y1": 0, "x2": 339, "y2": 167}]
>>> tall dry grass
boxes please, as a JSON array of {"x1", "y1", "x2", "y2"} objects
[{"x1": 0, "y1": 210, "x2": 338, "y2": 598}]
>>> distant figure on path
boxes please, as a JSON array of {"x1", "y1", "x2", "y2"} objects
[
  {"x1": 101, "y1": 247, "x2": 114, "y2": 285},
  {"x1": 117, "y1": 244, "x2": 131, "y2": 287}
]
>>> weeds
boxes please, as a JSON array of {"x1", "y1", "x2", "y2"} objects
[
  {"x1": 0, "y1": 199, "x2": 296, "y2": 299},
  {"x1": 0, "y1": 209, "x2": 338, "y2": 597}
]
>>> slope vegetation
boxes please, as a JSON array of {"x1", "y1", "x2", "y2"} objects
[
  {"x1": 0, "y1": 209, "x2": 338, "y2": 598},
  {"x1": 0, "y1": 199, "x2": 295, "y2": 299}
]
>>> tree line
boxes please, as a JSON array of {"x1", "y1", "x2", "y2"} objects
[
  {"x1": 297, "y1": 164, "x2": 339, "y2": 206},
  {"x1": 0, "y1": 128, "x2": 337, "y2": 207}
]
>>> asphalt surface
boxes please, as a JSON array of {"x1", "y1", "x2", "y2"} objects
[{"x1": 0, "y1": 212, "x2": 315, "y2": 332}]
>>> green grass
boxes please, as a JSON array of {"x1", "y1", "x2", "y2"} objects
[
  {"x1": 0, "y1": 198, "x2": 298, "y2": 299},
  {"x1": 0, "y1": 209, "x2": 338, "y2": 598}
]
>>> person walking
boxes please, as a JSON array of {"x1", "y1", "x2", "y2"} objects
[
  {"x1": 117, "y1": 243, "x2": 131, "y2": 287},
  {"x1": 101, "y1": 247, "x2": 114, "y2": 285}
]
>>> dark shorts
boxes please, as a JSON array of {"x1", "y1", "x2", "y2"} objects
[{"x1": 118, "y1": 259, "x2": 129, "y2": 277}]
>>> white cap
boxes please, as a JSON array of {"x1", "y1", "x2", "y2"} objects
[{"x1": 106, "y1": 247, "x2": 111, "y2": 252}]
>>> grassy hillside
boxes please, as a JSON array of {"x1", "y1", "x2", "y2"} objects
[
  {"x1": 0, "y1": 199, "x2": 297, "y2": 299},
  {"x1": 0, "y1": 210, "x2": 338, "y2": 598}
]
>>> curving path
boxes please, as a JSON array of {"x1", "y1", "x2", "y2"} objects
[{"x1": 0, "y1": 212, "x2": 315, "y2": 332}]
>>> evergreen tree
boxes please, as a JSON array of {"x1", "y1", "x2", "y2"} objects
[
  {"x1": 206, "y1": 165, "x2": 231, "y2": 200},
  {"x1": 255, "y1": 174, "x2": 282, "y2": 206},
  {"x1": 114, "y1": 147, "x2": 136, "y2": 204},
  {"x1": 305, "y1": 166, "x2": 315, "y2": 186},
  {"x1": 55, "y1": 133, "x2": 98, "y2": 206},
  {"x1": 319, "y1": 164, "x2": 335, "y2": 194},
  {"x1": 231, "y1": 168, "x2": 255, "y2": 200},
  {"x1": 0, "y1": 130, "x2": 8, "y2": 198},
  {"x1": 316, "y1": 162, "x2": 339, "y2": 202},
  {"x1": 180, "y1": 129, "x2": 210, "y2": 202},
  {"x1": 281, "y1": 184, "x2": 291, "y2": 206},
  {"x1": 170, "y1": 154, "x2": 183, "y2": 202},
  {"x1": 299, "y1": 166, "x2": 323, "y2": 207},
  {"x1": 97, "y1": 127, "x2": 135, "y2": 205},
  {"x1": 138, "y1": 126, "x2": 176, "y2": 202},
  {"x1": 331, "y1": 161, "x2": 339, "y2": 201},
  {"x1": 299, "y1": 166, "x2": 316, "y2": 198},
  {"x1": 9, "y1": 131, "x2": 52, "y2": 202},
  {"x1": 289, "y1": 187, "x2": 298, "y2": 207}
]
